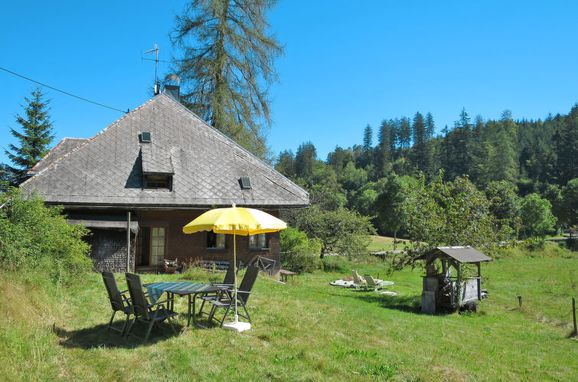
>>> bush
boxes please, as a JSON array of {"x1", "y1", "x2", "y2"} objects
[
  {"x1": 522, "y1": 237, "x2": 546, "y2": 251},
  {"x1": 280, "y1": 227, "x2": 321, "y2": 273},
  {"x1": 0, "y1": 189, "x2": 92, "y2": 283}
]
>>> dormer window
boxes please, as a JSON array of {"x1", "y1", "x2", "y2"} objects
[
  {"x1": 144, "y1": 174, "x2": 172, "y2": 190},
  {"x1": 239, "y1": 176, "x2": 252, "y2": 190}
]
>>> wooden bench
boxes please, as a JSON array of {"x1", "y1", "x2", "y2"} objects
[
  {"x1": 279, "y1": 269, "x2": 297, "y2": 283},
  {"x1": 200, "y1": 260, "x2": 230, "y2": 271}
]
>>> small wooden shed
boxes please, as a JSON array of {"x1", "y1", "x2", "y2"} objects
[{"x1": 421, "y1": 246, "x2": 492, "y2": 314}]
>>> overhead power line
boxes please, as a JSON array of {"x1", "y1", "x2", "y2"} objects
[{"x1": 0, "y1": 66, "x2": 128, "y2": 114}]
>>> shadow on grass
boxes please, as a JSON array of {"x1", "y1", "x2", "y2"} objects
[
  {"x1": 353, "y1": 292, "x2": 423, "y2": 314},
  {"x1": 53, "y1": 320, "x2": 184, "y2": 349}
]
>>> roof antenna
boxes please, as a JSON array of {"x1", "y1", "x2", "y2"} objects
[{"x1": 143, "y1": 43, "x2": 160, "y2": 95}]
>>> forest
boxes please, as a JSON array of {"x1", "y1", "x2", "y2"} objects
[{"x1": 275, "y1": 106, "x2": 578, "y2": 261}]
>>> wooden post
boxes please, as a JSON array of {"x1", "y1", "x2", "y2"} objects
[
  {"x1": 476, "y1": 263, "x2": 481, "y2": 300},
  {"x1": 127, "y1": 211, "x2": 131, "y2": 272},
  {"x1": 517, "y1": 295, "x2": 522, "y2": 309},
  {"x1": 572, "y1": 297, "x2": 578, "y2": 336}
]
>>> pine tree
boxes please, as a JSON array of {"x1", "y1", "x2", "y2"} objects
[
  {"x1": 425, "y1": 112, "x2": 435, "y2": 140},
  {"x1": 389, "y1": 119, "x2": 399, "y2": 159},
  {"x1": 376, "y1": 120, "x2": 392, "y2": 177},
  {"x1": 363, "y1": 124, "x2": 373, "y2": 151},
  {"x1": 171, "y1": 0, "x2": 282, "y2": 158},
  {"x1": 555, "y1": 105, "x2": 578, "y2": 184},
  {"x1": 442, "y1": 108, "x2": 472, "y2": 180},
  {"x1": 411, "y1": 112, "x2": 428, "y2": 174},
  {"x1": 398, "y1": 117, "x2": 411, "y2": 150},
  {"x1": 360, "y1": 124, "x2": 373, "y2": 168},
  {"x1": 5, "y1": 88, "x2": 54, "y2": 184}
]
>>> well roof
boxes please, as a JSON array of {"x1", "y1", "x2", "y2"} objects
[{"x1": 431, "y1": 246, "x2": 492, "y2": 263}]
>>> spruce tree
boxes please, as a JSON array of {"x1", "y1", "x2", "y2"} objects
[
  {"x1": 361, "y1": 124, "x2": 373, "y2": 168},
  {"x1": 171, "y1": 0, "x2": 282, "y2": 158},
  {"x1": 411, "y1": 112, "x2": 428, "y2": 174},
  {"x1": 376, "y1": 120, "x2": 392, "y2": 177},
  {"x1": 555, "y1": 105, "x2": 578, "y2": 184},
  {"x1": 5, "y1": 88, "x2": 54, "y2": 184},
  {"x1": 398, "y1": 117, "x2": 411, "y2": 150}
]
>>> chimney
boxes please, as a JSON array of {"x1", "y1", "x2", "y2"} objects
[
  {"x1": 164, "y1": 84, "x2": 180, "y2": 101},
  {"x1": 164, "y1": 74, "x2": 181, "y2": 101}
]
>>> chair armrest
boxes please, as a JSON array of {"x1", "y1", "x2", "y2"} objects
[{"x1": 211, "y1": 283, "x2": 234, "y2": 288}]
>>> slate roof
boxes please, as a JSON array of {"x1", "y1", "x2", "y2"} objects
[
  {"x1": 28, "y1": 137, "x2": 88, "y2": 175},
  {"x1": 21, "y1": 93, "x2": 309, "y2": 208}
]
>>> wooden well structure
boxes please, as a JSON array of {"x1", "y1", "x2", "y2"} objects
[{"x1": 421, "y1": 246, "x2": 492, "y2": 314}]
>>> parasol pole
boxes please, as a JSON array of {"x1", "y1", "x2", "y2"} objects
[{"x1": 233, "y1": 228, "x2": 239, "y2": 324}]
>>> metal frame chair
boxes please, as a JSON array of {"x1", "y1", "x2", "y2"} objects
[
  {"x1": 208, "y1": 266, "x2": 259, "y2": 326},
  {"x1": 124, "y1": 273, "x2": 178, "y2": 342},
  {"x1": 101, "y1": 271, "x2": 133, "y2": 335},
  {"x1": 197, "y1": 265, "x2": 236, "y2": 317}
]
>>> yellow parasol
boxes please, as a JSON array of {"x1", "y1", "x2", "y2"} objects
[{"x1": 182, "y1": 204, "x2": 286, "y2": 331}]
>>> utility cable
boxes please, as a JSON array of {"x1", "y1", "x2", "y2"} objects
[{"x1": 0, "y1": 66, "x2": 128, "y2": 114}]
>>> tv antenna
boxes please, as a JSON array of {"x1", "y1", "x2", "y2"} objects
[{"x1": 143, "y1": 43, "x2": 160, "y2": 95}]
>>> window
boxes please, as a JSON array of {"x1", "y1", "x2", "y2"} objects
[
  {"x1": 144, "y1": 174, "x2": 172, "y2": 190},
  {"x1": 239, "y1": 176, "x2": 252, "y2": 190},
  {"x1": 150, "y1": 227, "x2": 165, "y2": 266},
  {"x1": 249, "y1": 234, "x2": 268, "y2": 249},
  {"x1": 139, "y1": 132, "x2": 151, "y2": 143},
  {"x1": 207, "y1": 232, "x2": 226, "y2": 249}
]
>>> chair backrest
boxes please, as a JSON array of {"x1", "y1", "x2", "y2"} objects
[
  {"x1": 223, "y1": 265, "x2": 236, "y2": 285},
  {"x1": 125, "y1": 273, "x2": 150, "y2": 319},
  {"x1": 102, "y1": 272, "x2": 125, "y2": 312},
  {"x1": 237, "y1": 266, "x2": 259, "y2": 305},
  {"x1": 364, "y1": 274, "x2": 377, "y2": 287},
  {"x1": 352, "y1": 270, "x2": 366, "y2": 285}
]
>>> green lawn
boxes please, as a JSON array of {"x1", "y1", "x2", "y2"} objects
[
  {"x1": 367, "y1": 235, "x2": 408, "y2": 252},
  {"x1": 1, "y1": 247, "x2": 577, "y2": 381}
]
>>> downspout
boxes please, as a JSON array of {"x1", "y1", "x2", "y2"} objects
[{"x1": 127, "y1": 211, "x2": 131, "y2": 272}]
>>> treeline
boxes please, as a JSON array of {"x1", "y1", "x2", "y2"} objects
[{"x1": 276, "y1": 106, "x2": 578, "y2": 247}]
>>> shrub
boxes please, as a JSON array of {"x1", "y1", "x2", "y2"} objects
[
  {"x1": 280, "y1": 227, "x2": 321, "y2": 273},
  {"x1": 0, "y1": 189, "x2": 92, "y2": 283}
]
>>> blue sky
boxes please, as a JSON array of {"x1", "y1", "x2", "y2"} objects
[{"x1": 1, "y1": 1, "x2": 578, "y2": 164}]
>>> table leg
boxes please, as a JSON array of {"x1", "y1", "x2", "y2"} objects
[
  {"x1": 187, "y1": 294, "x2": 192, "y2": 327},
  {"x1": 192, "y1": 294, "x2": 197, "y2": 326},
  {"x1": 168, "y1": 292, "x2": 175, "y2": 312}
]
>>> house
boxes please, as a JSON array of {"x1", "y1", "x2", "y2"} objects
[{"x1": 21, "y1": 90, "x2": 309, "y2": 273}]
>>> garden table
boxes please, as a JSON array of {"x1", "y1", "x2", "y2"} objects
[{"x1": 146, "y1": 281, "x2": 225, "y2": 327}]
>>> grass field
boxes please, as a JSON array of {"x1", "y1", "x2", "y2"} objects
[
  {"x1": 367, "y1": 235, "x2": 409, "y2": 252},
  {"x1": 1, "y1": 245, "x2": 577, "y2": 381}
]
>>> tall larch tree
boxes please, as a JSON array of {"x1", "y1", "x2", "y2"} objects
[
  {"x1": 171, "y1": 0, "x2": 282, "y2": 158},
  {"x1": 5, "y1": 88, "x2": 54, "y2": 184}
]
